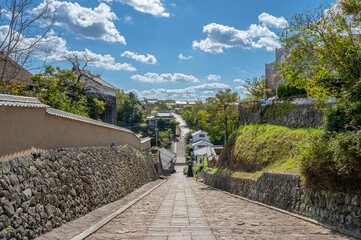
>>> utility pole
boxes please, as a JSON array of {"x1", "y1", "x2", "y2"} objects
[{"x1": 155, "y1": 119, "x2": 158, "y2": 146}]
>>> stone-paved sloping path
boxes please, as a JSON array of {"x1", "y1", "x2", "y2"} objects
[
  {"x1": 87, "y1": 171, "x2": 216, "y2": 240},
  {"x1": 188, "y1": 178, "x2": 351, "y2": 240},
  {"x1": 85, "y1": 169, "x2": 351, "y2": 240}
]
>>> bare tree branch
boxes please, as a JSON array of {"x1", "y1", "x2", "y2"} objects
[{"x1": 0, "y1": 0, "x2": 54, "y2": 91}]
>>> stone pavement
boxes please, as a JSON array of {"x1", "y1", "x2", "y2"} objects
[
  {"x1": 84, "y1": 168, "x2": 352, "y2": 240},
  {"x1": 87, "y1": 170, "x2": 216, "y2": 240},
  {"x1": 188, "y1": 179, "x2": 352, "y2": 240}
]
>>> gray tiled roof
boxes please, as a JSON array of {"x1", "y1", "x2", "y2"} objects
[
  {"x1": 194, "y1": 146, "x2": 217, "y2": 157},
  {"x1": 158, "y1": 148, "x2": 176, "y2": 169},
  {"x1": 77, "y1": 70, "x2": 118, "y2": 92},
  {"x1": 0, "y1": 94, "x2": 47, "y2": 108},
  {"x1": 191, "y1": 140, "x2": 213, "y2": 148},
  {"x1": 191, "y1": 130, "x2": 205, "y2": 136}
]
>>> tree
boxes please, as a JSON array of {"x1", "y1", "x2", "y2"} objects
[
  {"x1": 25, "y1": 65, "x2": 105, "y2": 118},
  {"x1": 198, "y1": 89, "x2": 239, "y2": 142},
  {"x1": 116, "y1": 91, "x2": 144, "y2": 128},
  {"x1": 179, "y1": 101, "x2": 206, "y2": 129},
  {"x1": 276, "y1": 0, "x2": 361, "y2": 104},
  {"x1": 157, "y1": 118, "x2": 165, "y2": 130},
  {"x1": 185, "y1": 129, "x2": 196, "y2": 144},
  {"x1": 169, "y1": 119, "x2": 180, "y2": 134},
  {"x1": 0, "y1": 0, "x2": 53, "y2": 85},
  {"x1": 243, "y1": 76, "x2": 270, "y2": 100},
  {"x1": 158, "y1": 129, "x2": 173, "y2": 149}
]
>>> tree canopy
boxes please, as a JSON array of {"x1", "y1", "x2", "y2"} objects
[
  {"x1": 28, "y1": 66, "x2": 105, "y2": 119},
  {"x1": 116, "y1": 91, "x2": 144, "y2": 128},
  {"x1": 276, "y1": 0, "x2": 361, "y2": 104},
  {"x1": 198, "y1": 89, "x2": 239, "y2": 142}
]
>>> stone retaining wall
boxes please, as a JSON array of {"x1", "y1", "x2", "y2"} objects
[
  {"x1": 238, "y1": 97, "x2": 338, "y2": 129},
  {"x1": 203, "y1": 172, "x2": 361, "y2": 235},
  {"x1": 239, "y1": 104, "x2": 325, "y2": 129},
  {"x1": 0, "y1": 146, "x2": 158, "y2": 239}
]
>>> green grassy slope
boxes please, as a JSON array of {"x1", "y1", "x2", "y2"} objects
[{"x1": 216, "y1": 124, "x2": 323, "y2": 179}]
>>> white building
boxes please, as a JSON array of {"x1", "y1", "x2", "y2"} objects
[
  {"x1": 191, "y1": 140, "x2": 214, "y2": 151},
  {"x1": 191, "y1": 130, "x2": 210, "y2": 144}
]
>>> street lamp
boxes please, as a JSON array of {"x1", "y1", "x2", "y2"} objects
[{"x1": 186, "y1": 159, "x2": 193, "y2": 177}]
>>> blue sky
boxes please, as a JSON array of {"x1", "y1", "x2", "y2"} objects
[{"x1": 4, "y1": 0, "x2": 328, "y2": 100}]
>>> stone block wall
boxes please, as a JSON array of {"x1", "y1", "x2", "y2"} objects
[
  {"x1": 0, "y1": 146, "x2": 158, "y2": 239},
  {"x1": 203, "y1": 172, "x2": 361, "y2": 235},
  {"x1": 268, "y1": 105, "x2": 324, "y2": 128},
  {"x1": 239, "y1": 104, "x2": 325, "y2": 129}
]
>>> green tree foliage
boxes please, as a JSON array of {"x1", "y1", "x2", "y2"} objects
[
  {"x1": 169, "y1": 119, "x2": 180, "y2": 134},
  {"x1": 243, "y1": 76, "x2": 270, "y2": 100},
  {"x1": 154, "y1": 101, "x2": 168, "y2": 111},
  {"x1": 301, "y1": 130, "x2": 361, "y2": 192},
  {"x1": 116, "y1": 91, "x2": 144, "y2": 128},
  {"x1": 276, "y1": 82, "x2": 307, "y2": 98},
  {"x1": 179, "y1": 101, "x2": 205, "y2": 128},
  {"x1": 158, "y1": 129, "x2": 173, "y2": 149},
  {"x1": 26, "y1": 66, "x2": 105, "y2": 119},
  {"x1": 198, "y1": 89, "x2": 239, "y2": 141},
  {"x1": 276, "y1": 0, "x2": 361, "y2": 104},
  {"x1": 325, "y1": 102, "x2": 361, "y2": 132},
  {"x1": 157, "y1": 118, "x2": 165, "y2": 130},
  {"x1": 185, "y1": 129, "x2": 196, "y2": 144}
]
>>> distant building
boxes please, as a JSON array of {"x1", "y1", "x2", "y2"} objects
[
  {"x1": 76, "y1": 70, "x2": 118, "y2": 125},
  {"x1": 191, "y1": 130, "x2": 210, "y2": 144},
  {"x1": 212, "y1": 145, "x2": 224, "y2": 155},
  {"x1": 146, "y1": 111, "x2": 175, "y2": 129},
  {"x1": 0, "y1": 53, "x2": 32, "y2": 85},
  {"x1": 190, "y1": 140, "x2": 214, "y2": 151},
  {"x1": 193, "y1": 146, "x2": 218, "y2": 164},
  {"x1": 158, "y1": 147, "x2": 176, "y2": 176},
  {"x1": 265, "y1": 47, "x2": 290, "y2": 94}
]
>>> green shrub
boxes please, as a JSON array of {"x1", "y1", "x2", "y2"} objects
[
  {"x1": 185, "y1": 130, "x2": 196, "y2": 144},
  {"x1": 325, "y1": 102, "x2": 361, "y2": 133},
  {"x1": 192, "y1": 163, "x2": 203, "y2": 178},
  {"x1": 276, "y1": 82, "x2": 307, "y2": 98},
  {"x1": 301, "y1": 130, "x2": 361, "y2": 192},
  {"x1": 183, "y1": 166, "x2": 188, "y2": 175}
]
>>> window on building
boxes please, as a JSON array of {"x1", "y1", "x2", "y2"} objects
[{"x1": 199, "y1": 134, "x2": 205, "y2": 138}]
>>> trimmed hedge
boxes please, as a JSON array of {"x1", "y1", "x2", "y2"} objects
[{"x1": 276, "y1": 82, "x2": 307, "y2": 98}]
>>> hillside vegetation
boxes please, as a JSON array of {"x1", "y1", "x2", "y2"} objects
[{"x1": 216, "y1": 124, "x2": 322, "y2": 179}]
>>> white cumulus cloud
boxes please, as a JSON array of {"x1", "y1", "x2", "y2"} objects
[
  {"x1": 234, "y1": 79, "x2": 245, "y2": 83},
  {"x1": 235, "y1": 85, "x2": 247, "y2": 90},
  {"x1": 130, "y1": 73, "x2": 199, "y2": 83},
  {"x1": 121, "y1": 51, "x2": 157, "y2": 64},
  {"x1": 258, "y1": 12, "x2": 288, "y2": 29},
  {"x1": 193, "y1": 83, "x2": 231, "y2": 90},
  {"x1": 127, "y1": 83, "x2": 230, "y2": 100},
  {"x1": 124, "y1": 15, "x2": 133, "y2": 24},
  {"x1": 179, "y1": 54, "x2": 192, "y2": 60},
  {"x1": 33, "y1": 1, "x2": 125, "y2": 44},
  {"x1": 207, "y1": 74, "x2": 221, "y2": 81},
  {"x1": 101, "y1": 0, "x2": 169, "y2": 17},
  {"x1": 193, "y1": 13, "x2": 285, "y2": 53},
  {"x1": 0, "y1": 26, "x2": 135, "y2": 71}
]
